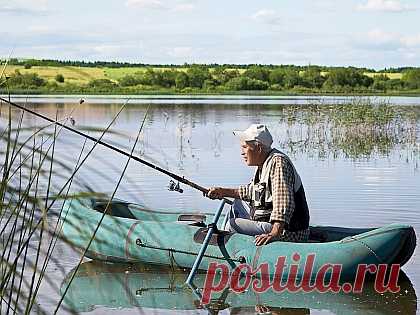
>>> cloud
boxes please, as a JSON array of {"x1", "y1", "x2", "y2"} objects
[
  {"x1": 174, "y1": 3, "x2": 195, "y2": 12},
  {"x1": 354, "y1": 29, "x2": 402, "y2": 50},
  {"x1": 367, "y1": 28, "x2": 399, "y2": 43},
  {"x1": 167, "y1": 46, "x2": 194, "y2": 58},
  {"x1": 0, "y1": 0, "x2": 49, "y2": 15},
  {"x1": 125, "y1": 0, "x2": 167, "y2": 10},
  {"x1": 27, "y1": 25, "x2": 51, "y2": 33},
  {"x1": 367, "y1": 29, "x2": 420, "y2": 48},
  {"x1": 403, "y1": 51, "x2": 417, "y2": 59},
  {"x1": 251, "y1": 9, "x2": 281, "y2": 24},
  {"x1": 357, "y1": 0, "x2": 411, "y2": 12},
  {"x1": 401, "y1": 34, "x2": 420, "y2": 47},
  {"x1": 354, "y1": 28, "x2": 420, "y2": 57},
  {"x1": 93, "y1": 44, "x2": 124, "y2": 55},
  {"x1": 125, "y1": 0, "x2": 195, "y2": 12},
  {"x1": 0, "y1": 0, "x2": 49, "y2": 7}
]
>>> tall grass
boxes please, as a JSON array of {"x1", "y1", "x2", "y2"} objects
[{"x1": 0, "y1": 95, "x2": 152, "y2": 314}]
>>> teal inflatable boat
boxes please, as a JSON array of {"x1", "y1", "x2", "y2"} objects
[
  {"x1": 60, "y1": 198, "x2": 416, "y2": 281},
  {"x1": 61, "y1": 261, "x2": 417, "y2": 314}
]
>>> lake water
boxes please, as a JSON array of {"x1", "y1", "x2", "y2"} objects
[{"x1": 1, "y1": 95, "x2": 419, "y2": 314}]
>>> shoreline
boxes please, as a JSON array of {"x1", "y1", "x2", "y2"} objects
[
  {"x1": 2, "y1": 94, "x2": 420, "y2": 106},
  {"x1": 2, "y1": 90, "x2": 420, "y2": 98}
]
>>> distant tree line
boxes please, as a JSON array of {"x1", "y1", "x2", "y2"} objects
[
  {"x1": 2, "y1": 58, "x2": 376, "y2": 71},
  {"x1": 379, "y1": 67, "x2": 419, "y2": 73},
  {"x1": 6, "y1": 58, "x2": 148, "y2": 68},
  {"x1": 2, "y1": 63, "x2": 420, "y2": 94},
  {"x1": 113, "y1": 66, "x2": 420, "y2": 92}
]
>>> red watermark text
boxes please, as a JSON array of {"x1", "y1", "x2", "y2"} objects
[{"x1": 201, "y1": 253, "x2": 400, "y2": 304}]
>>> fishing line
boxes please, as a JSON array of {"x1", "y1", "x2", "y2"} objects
[{"x1": 0, "y1": 97, "x2": 232, "y2": 204}]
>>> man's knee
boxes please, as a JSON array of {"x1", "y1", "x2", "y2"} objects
[
  {"x1": 228, "y1": 218, "x2": 248, "y2": 234},
  {"x1": 228, "y1": 218, "x2": 270, "y2": 236}
]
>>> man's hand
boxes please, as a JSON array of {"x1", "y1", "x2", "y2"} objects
[
  {"x1": 254, "y1": 221, "x2": 284, "y2": 246},
  {"x1": 254, "y1": 233, "x2": 275, "y2": 246},
  {"x1": 206, "y1": 187, "x2": 240, "y2": 200},
  {"x1": 206, "y1": 187, "x2": 225, "y2": 200}
]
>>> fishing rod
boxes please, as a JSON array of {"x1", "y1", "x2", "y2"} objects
[{"x1": 0, "y1": 96, "x2": 233, "y2": 205}]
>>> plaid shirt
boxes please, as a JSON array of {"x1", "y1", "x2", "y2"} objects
[{"x1": 238, "y1": 155, "x2": 295, "y2": 225}]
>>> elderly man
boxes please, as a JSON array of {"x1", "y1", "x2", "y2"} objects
[{"x1": 207, "y1": 124, "x2": 310, "y2": 245}]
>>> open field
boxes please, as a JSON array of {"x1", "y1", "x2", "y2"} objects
[
  {"x1": 4, "y1": 65, "x2": 189, "y2": 84},
  {"x1": 365, "y1": 72, "x2": 403, "y2": 79},
  {"x1": 4, "y1": 65, "x2": 107, "y2": 84}
]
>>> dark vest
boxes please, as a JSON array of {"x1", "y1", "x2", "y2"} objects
[{"x1": 249, "y1": 149, "x2": 310, "y2": 232}]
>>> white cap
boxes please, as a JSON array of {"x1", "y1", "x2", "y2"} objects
[{"x1": 233, "y1": 124, "x2": 273, "y2": 147}]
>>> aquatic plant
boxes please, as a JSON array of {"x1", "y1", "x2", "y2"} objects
[{"x1": 277, "y1": 99, "x2": 419, "y2": 161}]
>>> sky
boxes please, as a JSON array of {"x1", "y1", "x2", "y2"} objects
[{"x1": 0, "y1": 0, "x2": 419, "y2": 69}]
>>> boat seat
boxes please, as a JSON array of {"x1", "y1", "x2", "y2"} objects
[
  {"x1": 193, "y1": 227, "x2": 233, "y2": 245},
  {"x1": 177, "y1": 214, "x2": 206, "y2": 227},
  {"x1": 93, "y1": 201, "x2": 136, "y2": 220}
]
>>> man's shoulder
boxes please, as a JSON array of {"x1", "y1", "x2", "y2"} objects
[
  {"x1": 270, "y1": 152, "x2": 294, "y2": 169},
  {"x1": 271, "y1": 151, "x2": 290, "y2": 162}
]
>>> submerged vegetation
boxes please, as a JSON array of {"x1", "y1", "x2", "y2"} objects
[
  {"x1": 277, "y1": 100, "x2": 419, "y2": 161},
  {"x1": 1, "y1": 59, "x2": 420, "y2": 95}
]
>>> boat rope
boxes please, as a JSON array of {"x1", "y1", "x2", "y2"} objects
[
  {"x1": 136, "y1": 239, "x2": 245, "y2": 263},
  {"x1": 348, "y1": 236, "x2": 384, "y2": 263},
  {"x1": 0, "y1": 96, "x2": 232, "y2": 205},
  {"x1": 135, "y1": 286, "x2": 183, "y2": 295},
  {"x1": 169, "y1": 249, "x2": 180, "y2": 271}
]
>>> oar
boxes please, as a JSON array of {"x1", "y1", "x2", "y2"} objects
[
  {"x1": 186, "y1": 199, "x2": 227, "y2": 286},
  {"x1": 0, "y1": 96, "x2": 232, "y2": 204}
]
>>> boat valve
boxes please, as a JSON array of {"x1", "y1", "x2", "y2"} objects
[{"x1": 168, "y1": 180, "x2": 183, "y2": 193}]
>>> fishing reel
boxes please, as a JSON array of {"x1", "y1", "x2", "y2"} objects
[{"x1": 168, "y1": 180, "x2": 183, "y2": 193}]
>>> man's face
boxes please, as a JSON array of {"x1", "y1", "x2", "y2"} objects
[{"x1": 240, "y1": 141, "x2": 259, "y2": 166}]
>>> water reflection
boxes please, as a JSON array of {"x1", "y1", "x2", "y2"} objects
[
  {"x1": 62, "y1": 261, "x2": 417, "y2": 315},
  {"x1": 7, "y1": 95, "x2": 420, "y2": 106},
  {"x1": 11, "y1": 101, "x2": 419, "y2": 164}
]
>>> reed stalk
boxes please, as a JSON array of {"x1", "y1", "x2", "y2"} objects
[{"x1": 0, "y1": 91, "x2": 132, "y2": 314}]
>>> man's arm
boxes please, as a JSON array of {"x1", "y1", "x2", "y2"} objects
[
  {"x1": 207, "y1": 182, "x2": 252, "y2": 201},
  {"x1": 255, "y1": 156, "x2": 295, "y2": 246},
  {"x1": 270, "y1": 156, "x2": 295, "y2": 224},
  {"x1": 206, "y1": 187, "x2": 240, "y2": 199}
]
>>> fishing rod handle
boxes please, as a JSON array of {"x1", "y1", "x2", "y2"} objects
[{"x1": 201, "y1": 187, "x2": 233, "y2": 205}]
